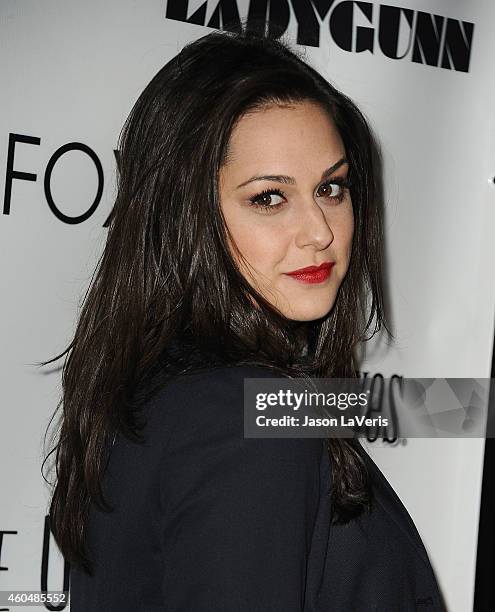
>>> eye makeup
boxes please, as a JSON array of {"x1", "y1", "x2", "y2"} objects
[{"x1": 247, "y1": 176, "x2": 351, "y2": 212}]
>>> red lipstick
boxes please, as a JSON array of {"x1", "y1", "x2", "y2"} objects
[{"x1": 285, "y1": 262, "x2": 335, "y2": 284}]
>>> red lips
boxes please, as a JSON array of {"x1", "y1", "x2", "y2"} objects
[{"x1": 285, "y1": 262, "x2": 335, "y2": 284}]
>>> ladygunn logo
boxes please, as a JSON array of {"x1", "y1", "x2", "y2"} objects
[{"x1": 166, "y1": 0, "x2": 475, "y2": 73}]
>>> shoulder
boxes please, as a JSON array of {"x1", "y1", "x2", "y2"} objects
[
  {"x1": 153, "y1": 365, "x2": 324, "y2": 524},
  {"x1": 147, "y1": 363, "x2": 286, "y2": 428},
  {"x1": 146, "y1": 363, "x2": 324, "y2": 470}
]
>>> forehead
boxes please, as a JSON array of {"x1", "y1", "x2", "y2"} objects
[{"x1": 222, "y1": 101, "x2": 346, "y2": 180}]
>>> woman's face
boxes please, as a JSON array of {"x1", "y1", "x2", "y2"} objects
[{"x1": 218, "y1": 100, "x2": 354, "y2": 322}]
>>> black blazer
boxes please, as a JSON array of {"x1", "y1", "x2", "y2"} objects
[{"x1": 69, "y1": 364, "x2": 445, "y2": 611}]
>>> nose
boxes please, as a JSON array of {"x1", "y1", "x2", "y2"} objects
[{"x1": 294, "y1": 196, "x2": 334, "y2": 250}]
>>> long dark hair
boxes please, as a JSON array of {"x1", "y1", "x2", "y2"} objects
[{"x1": 42, "y1": 27, "x2": 391, "y2": 575}]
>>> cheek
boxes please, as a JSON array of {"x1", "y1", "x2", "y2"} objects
[
  {"x1": 328, "y1": 205, "x2": 354, "y2": 266},
  {"x1": 224, "y1": 214, "x2": 286, "y2": 276},
  {"x1": 339, "y1": 204, "x2": 354, "y2": 256}
]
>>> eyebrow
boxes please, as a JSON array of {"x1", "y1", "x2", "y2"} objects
[{"x1": 235, "y1": 157, "x2": 348, "y2": 190}]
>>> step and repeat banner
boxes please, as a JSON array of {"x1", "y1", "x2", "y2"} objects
[{"x1": 1, "y1": 1, "x2": 495, "y2": 610}]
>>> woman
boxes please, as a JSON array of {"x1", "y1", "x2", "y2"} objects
[{"x1": 42, "y1": 28, "x2": 444, "y2": 610}]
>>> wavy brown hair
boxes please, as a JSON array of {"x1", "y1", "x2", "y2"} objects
[{"x1": 41, "y1": 27, "x2": 392, "y2": 575}]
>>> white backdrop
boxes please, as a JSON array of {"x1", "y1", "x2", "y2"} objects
[{"x1": 1, "y1": 1, "x2": 494, "y2": 611}]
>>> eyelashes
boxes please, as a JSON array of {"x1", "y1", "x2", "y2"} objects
[{"x1": 247, "y1": 177, "x2": 351, "y2": 212}]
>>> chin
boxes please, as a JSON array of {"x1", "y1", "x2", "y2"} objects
[{"x1": 284, "y1": 301, "x2": 335, "y2": 322}]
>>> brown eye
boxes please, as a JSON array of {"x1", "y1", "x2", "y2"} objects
[
  {"x1": 317, "y1": 182, "x2": 342, "y2": 198},
  {"x1": 249, "y1": 188, "x2": 286, "y2": 211},
  {"x1": 253, "y1": 193, "x2": 284, "y2": 207}
]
